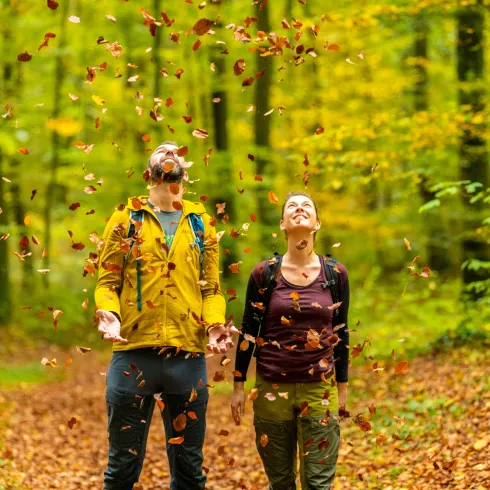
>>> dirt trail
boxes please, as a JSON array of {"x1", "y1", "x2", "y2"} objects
[{"x1": 1, "y1": 348, "x2": 489, "y2": 489}]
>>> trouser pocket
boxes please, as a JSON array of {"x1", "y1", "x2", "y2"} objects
[
  {"x1": 104, "y1": 386, "x2": 154, "y2": 490},
  {"x1": 299, "y1": 416, "x2": 340, "y2": 490},
  {"x1": 254, "y1": 415, "x2": 297, "y2": 490}
]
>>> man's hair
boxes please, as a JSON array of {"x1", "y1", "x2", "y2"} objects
[{"x1": 147, "y1": 140, "x2": 179, "y2": 168}]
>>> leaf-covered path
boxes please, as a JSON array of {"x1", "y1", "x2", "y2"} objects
[{"x1": 1, "y1": 348, "x2": 489, "y2": 490}]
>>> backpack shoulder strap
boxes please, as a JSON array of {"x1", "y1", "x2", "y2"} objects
[
  {"x1": 321, "y1": 254, "x2": 343, "y2": 321},
  {"x1": 256, "y1": 253, "x2": 283, "y2": 338},
  {"x1": 188, "y1": 213, "x2": 205, "y2": 278},
  {"x1": 124, "y1": 209, "x2": 144, "y2": 311}
]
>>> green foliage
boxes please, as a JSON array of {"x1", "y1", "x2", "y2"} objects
[{"x1": 0, "y1": 0, "x2": 488, "y2": 356}]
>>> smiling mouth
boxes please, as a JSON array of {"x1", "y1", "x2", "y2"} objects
[
  {"x1": 293, "y1": 215, "x2": 308, "y2": 220},
  {"x1": 160, "y1": 155, "x2": 178, "y2": 165}
]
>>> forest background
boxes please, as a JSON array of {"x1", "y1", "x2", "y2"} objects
[{"x1": 0, "y1": 0, "x2": 489, "y2": 489}]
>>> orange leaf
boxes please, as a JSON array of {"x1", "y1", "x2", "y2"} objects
[
  {"x1": 189, "y1": 387, "x2": 198, "y2": 402},
  {"x1": 172, "y1": 413, "x2": 187, "y2": 432},
  {"x1": 260, "y1": 433, "x2": 269, "y2": 447},
  {"x1": 18, "y1": 148, "x2": 29, "y2": 155},
  {"x1": 268, "y1": 191, "x2": 279, "y2": 205},
  {"x1": 248, "y1": 387, "x2": 259, "y2": 401},
  {"x1": 192, "y1": 18, "x2": 213, "y2": 35},
  {"x1": 169, "y1": 183, "x2": 180, "y2": 195},
  {"x1": 168, "y1": 436, "x2": 184, "y2": 445},
  {"x1": 187, "y1": 411, "x2": 198, "y2": 420},
  {"x1": 394, "y1": 361, "x2": 409, "y2": 374}
]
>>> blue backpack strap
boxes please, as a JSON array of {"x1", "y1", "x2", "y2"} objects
[
  {"x1": 125, "y1": 210, "x2": 144, "y2": 311},
  {"x1": 188, "y1": 213, "x2": 205, "y2": 278}
]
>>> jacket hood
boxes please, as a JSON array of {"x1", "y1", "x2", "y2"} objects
[{"x1": 126, "y1": 196, "x2": 206, "y2": 216}]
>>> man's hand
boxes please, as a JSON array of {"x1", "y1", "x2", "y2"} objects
[
  {"x1": 206, "y1": 321, "x2": 239, "y2": 354},
  {"x1": 96, "y1": 310, "x2": 128, "y2": 343},
  {"x1": 231, "y1": 382, "x2": 246, "y2": 425}
]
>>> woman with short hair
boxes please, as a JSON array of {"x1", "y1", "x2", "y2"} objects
[{"x1": 231, "y1": 191, "x2": 350, "y2": 489}]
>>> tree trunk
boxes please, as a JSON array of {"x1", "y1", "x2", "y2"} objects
[
  {"x1": 11, "y1": 159, "x2": 34, "y2": 294},
  {"x1": 0, "y1": 149, "x2": 11, "y2": 326},
  {"x1": 210, "y1": 33, "x2": 236, "y2": 279},
  {"x1": 414, "y1": 14, "x2": 452, "y2": 274},
  {"x1": 254, "y1": 1, "x2": 275, "y2": 246},
  {"x1": 457, "y1": 2, "x2": 490, "y2": 301},
  {"x1": 152, "y1": 0, "x2": 163, "y2": 142},
  {"x1": 42, "y1": 0, "x2": 69, "y2": 288}
]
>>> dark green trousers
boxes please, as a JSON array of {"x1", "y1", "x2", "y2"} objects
[{"x1": 253, "y1": 376, "x2": 340, "y2": 489}]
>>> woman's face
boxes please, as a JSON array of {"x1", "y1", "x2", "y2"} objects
[{"x1": 280, "y1": 196, "x2": 320, "y2": 236}]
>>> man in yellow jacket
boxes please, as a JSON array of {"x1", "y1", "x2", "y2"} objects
[{"x1": 95, "y1": 141, "x2": 237, "y2": 490}]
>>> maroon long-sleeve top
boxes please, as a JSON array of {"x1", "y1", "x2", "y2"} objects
[{"x1": 234, "y1": 256, "x2": 350, "y2": 384}]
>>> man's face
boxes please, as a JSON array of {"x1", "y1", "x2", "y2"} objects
[{"x1": 149, "y1": 144, "x2": 189, "y2": 183}]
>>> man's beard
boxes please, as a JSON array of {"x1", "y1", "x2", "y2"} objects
[{"x1": 150, "y1": 162, "x2": 184, "y2": 184}]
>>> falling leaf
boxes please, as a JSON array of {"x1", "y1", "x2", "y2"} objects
[
  {"x1": 41, "y1": 357, "x2": 57, "y2": 367},
  {"x1": 268, "y1": 191, "x2": 279, "y2": 205},
  {"x1": 410, "y1": 267, "x2": 431, "y2": 278},
  {"x1": 18, "y1": 148, "x2": 29, "y2": 155},
  {"x1": 106, "y1": 14, "x2": 116, "y2": 23},
  {"x1": 229, "y1": 262, "x2": 241, "y2": 274},
  {"x1": 242, "y1": 77, "x2": 254, "y2": 87},
  {"x1": 193, "y1": 18, "x2": 213, "y2": 35},
  {"x1": 67, "y1": 417, "x2": 77, "y2": 429},
  {"x1": 168, "y1": 437, "x2": 184, "y2": 445},
  {"x1": 17, "y1": 51, "x2": 32, "y2": 62},
  {"x1": 76, "y1": 346, "x2": 91, "y2": 354},
  {"x1": 404, "y1": 237, "x2": 411, "y2": 251},
  {"x1": 233, "y1": 59, "x2": 246, "y2": 76},
  {"x1": 248, "y1": 388, "x2": 259, "y2": 401},
  {"x1": 192, "y1": 128, "x2": 208, "y2": 139},
  {"x1": 394, "y1": 361, "x2": 409, "y2": 374},
  {"x1": 68, "y1": 16, "x2": 81, "y2": 24},
  {"x1": 92, "y1": 95, "x2": 105, "y2": 105},
  {"x1": 173, "y1": 413, "x2": 187, "y2": 432}
]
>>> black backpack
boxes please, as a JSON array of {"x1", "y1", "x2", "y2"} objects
[{"x1": 252, "y1": 252, "x2": 344, "y2": 340}]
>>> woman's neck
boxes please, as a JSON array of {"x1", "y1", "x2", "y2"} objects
[
  {"x1": 283, "y1": 233, "x2": 317, "y2": 266},
  {"x1": 148, "y1": 182, "x2": 183, "y2": 211}
]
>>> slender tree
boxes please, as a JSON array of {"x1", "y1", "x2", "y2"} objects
[
  {"x1": 210, "y1": 27, "x2": 237, "y2": 279},
  {"x1": 414, "y1": 13, "x2": 452, "y2": 274},
  {"x1": 0, "y1": 148, "x2": 10, "y2": 326},
  {"x1": 254, "y1": 1, "x2": 275, "y2": 244},
  {"x1": 43, "y1": 0, "x2": 69, "y2": 287},
  {"x1": 457, "y1": 1, "x2": 490, "y2": 301}
]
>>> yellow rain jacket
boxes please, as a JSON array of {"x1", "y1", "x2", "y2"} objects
[{"x1": 94, "y1": 196, "x2": 226, "y2": 352}]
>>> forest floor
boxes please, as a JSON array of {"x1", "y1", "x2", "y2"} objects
[{"x1": 0, "y1": 346, "x2": 489, "y2": 490}]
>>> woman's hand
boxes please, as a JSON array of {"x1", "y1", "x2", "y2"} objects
[
  {"x1": 337, "y1": 381, "x2": 348, "y2": 412},
  {"x1": 96, "y1": 310, "x2": 128, "y2": 343},
  {"x1": 231, "y1": 382, "x2": 246, "y2": 425}
]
